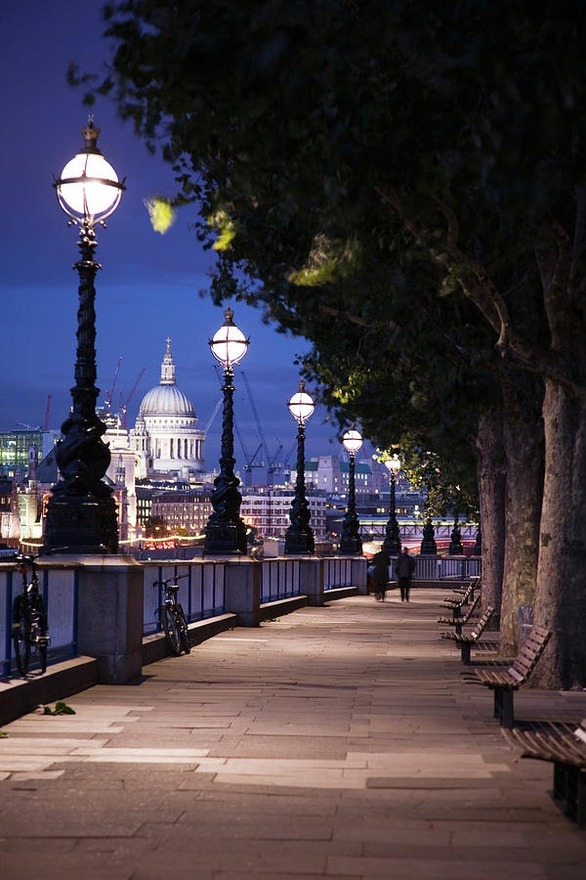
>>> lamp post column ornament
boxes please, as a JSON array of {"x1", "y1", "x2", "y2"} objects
[
  {"x1": 204, "y1": 306, "x2": 249, "y2": 555},
  {"x1": 284, "y1": 380, "x2": 315, "y2": 555},
  {"x1": 383, "y1": 453, "x2": 401, "y2": 555},
  {"x1": 420, "y1": 518, "x2": 438, "y2": 554},
  {"x1": 44, "y1": 119, "x2": 125, "y2": 554},
  {"x1": 339, "y1": 427, "x2": 363, "y2": 556},
  {"x1": 474, "y1": 527, "x2": 482, "y2": 556},
  {"x1": 449, "y1": 516, "x2": 464, "y2": 555}
]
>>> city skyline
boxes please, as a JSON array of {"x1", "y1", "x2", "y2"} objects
[{"x1": 0, "y1": 2, "x2": 356, "y2": 470}]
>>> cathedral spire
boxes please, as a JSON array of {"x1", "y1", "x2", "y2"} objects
[{"x1": 160, "y1": 337, "x2": 176, "y2": 385}]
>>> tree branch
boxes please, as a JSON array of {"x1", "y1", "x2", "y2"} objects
[{"x1": 376, "y1": 186, "x2": 585, "y2": 399}]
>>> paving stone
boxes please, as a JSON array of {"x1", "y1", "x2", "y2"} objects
[{"x1": 1, "y1": 590, "x2": 585, "y2": 879}]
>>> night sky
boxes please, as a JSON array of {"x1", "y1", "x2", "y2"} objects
[{"x1": 1, "y1": 2, "x2": 358, "y2": 470}]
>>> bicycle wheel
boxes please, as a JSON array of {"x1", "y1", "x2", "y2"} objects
[
  {"x1": 33, "y1": 629, "x2": 49, "y2": 674},
  {"x1": 12, "y1": 625, "x2": 31, "y2": 677},
  {"x1": 177, "y1": 608, "x2": 191, "y2": 655},
  {"x1": 161, "y1": 605, "x2": 183, "y2": 656},
  {"x1": 38, "y1": 642, "x2": 48, "y2": 674}
]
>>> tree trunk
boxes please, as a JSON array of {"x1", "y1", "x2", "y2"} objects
[
  {"x1": 474, "y1": 405, "x2": 505, "y2": 625},
  {"x1": 533, "y1": 381, "x2": 586, "y2": 688},
  {"x1": 531, "y1": 198, "x2": 586, "y2": 689},
  {"x1": 498, "y1": 366, "x2": 544, "y2": 655}
]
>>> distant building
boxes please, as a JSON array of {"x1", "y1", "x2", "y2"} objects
[
  {"x1": 0, "y1": 477, "x2": 17, "y2": 545},
  {"x1": 102, "y1": 419, "x2": 138, "y2": 542},
  {"x1": 0, "y1": 429, "x2": 58, "y2": 479},
  {"x1": 130, "y1": 338, "x2": 205, "y2": 481},
  {"x1": 240, "y1": 487, "x2": 329, "y2": 540},
  {"x1": 294, "y1": 454, "x2": 381, "y2": 497},
  {"x1": 150, "y1": 487, "x2": 213, "y2": 537}
]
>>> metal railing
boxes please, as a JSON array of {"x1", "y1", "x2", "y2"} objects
[
  {"x1": 385, "y1": 555, "x2": 481, "y2": 581},
  {"x1": 1, "y1": 553, "x2": 481, "y2": 676},
  {"x1": 260, "y1": 558, "x2": 301, "y2": 602},
  {"x1": 143, "y1": 561, "x2": 226, "y2": 636},
  {"x1": 0, "y1": 564, "x2": 79, "y2": 678},
  {"x1": 323, "y1": 557, "x2": 355, "y2": 591}
]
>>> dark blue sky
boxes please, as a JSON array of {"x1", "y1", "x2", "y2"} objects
[{"x1": 1, "y1": 1, "x2": 362, "y2": 469}]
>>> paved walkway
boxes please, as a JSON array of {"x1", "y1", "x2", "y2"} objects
[{"x1": 1, "y1": 589, "x2": 585, "y2": 879}]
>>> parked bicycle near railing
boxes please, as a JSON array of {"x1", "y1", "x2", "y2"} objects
[
  {"x1": 153, "y1": 573, "x2": 191, "y2": 656},
  {"x1": 11, "y1": 553, "x2": 50, "y2": 677}
]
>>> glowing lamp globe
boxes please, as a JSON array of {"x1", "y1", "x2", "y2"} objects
[
  {"x1": 54, "y1": 120, "x2": 124, "y2": 222},
  {"x1": 288, "y1": 381, "x2": 315, "y2": 425},
  {"x1": 386, "y1": 454, "x2": 401, "y2": 476},
  {"x1": 342, "y1": 427, "x2": 363, "y2": 455},
  {"x1": 210, "y1": 306, "x2": 249, "y2": 367}
]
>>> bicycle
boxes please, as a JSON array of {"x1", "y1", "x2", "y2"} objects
[
  {"x1": 11, "y1": 553, "x2": 50, "y2": 677},
  {"x1": 154, "y1": 574, "x2": 191, "y2": 656}
]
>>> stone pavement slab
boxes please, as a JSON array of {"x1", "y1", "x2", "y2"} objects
[{"x1": 0, "y1": 589, "x2": 585, "y2": 879}]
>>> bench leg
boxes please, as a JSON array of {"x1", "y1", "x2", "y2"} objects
[
  {"x1": 551, "y1": 764, "x2": 586, "y2": 828},
  {"x1": 499, "y1": 689, "x2": 514, "y2": 728},
  {"x1": 460, "y1": 643, "x2": 471, "y2": 664},
  {"x1": 577, "y1": 769, "x2": 586, "y2": 829},
  {"x1": 455, "y1": 621, "x2": 463, "y2": 635},
  {"x1": 552, "y1": 762, "x2": 568, "y2": 806},
  {"x1": 493, "y1": 688, "x2": 501, "y2": 719}
]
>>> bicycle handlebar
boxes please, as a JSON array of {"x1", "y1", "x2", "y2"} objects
[
  {"x1": 14, "y1": 553, "x2": 38, "y2": 567},
  {"x1": 8, "y1": 547, "x2": 74, "y2": 566},
  {"x1": 153, "y1": 574, "x2": 190, "y2": 588}
]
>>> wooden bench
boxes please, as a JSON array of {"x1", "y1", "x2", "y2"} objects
[
  {"x1": 440, "y1": 605, "x2": 496, "y2": 664},
  {"x1": 504, "y1": 720, "x2": 586, "y2": 827},
  {"x1": 470, "y1": 624, "x2": 550, "y2": 728},
  {"x1": 440, "y1": 577, "x2": 479, "y2": 611},
  {"x1": 437, "y1": 594, "x2": 480, "y2": 635},
  {"x1": 451, "y1": 573, "x2": 481, "y2": 599}
]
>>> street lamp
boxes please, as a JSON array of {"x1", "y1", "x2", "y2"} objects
[
  {"x1": 284, "y1": 380, "x2": 315, "y2": 555},
  {"x1": 383, "y1": 453, "x2": 401, "y2": 554},
  {"x1": 43, "y1": 119, "x2": 125, "y2": 554},
  {"x1": 420, "y1": 518, "x2": 438, "y2": 554},
  {"x1": 339, "y1": 427, "x2": 363, "y2": 555},
  {"x1": 204, "y1": 306, "x2": 249, "y2": 555},
  {"x1": 448, "y1": 515, "x2": 464, "y2": 555}
]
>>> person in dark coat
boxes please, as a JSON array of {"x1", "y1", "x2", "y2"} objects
[
  {"x1": 396, "y1": 546, "x2": 416, "y2": 601},
  {"x1": 371, "y1": 546, "x2": 390, "y2": 601}
]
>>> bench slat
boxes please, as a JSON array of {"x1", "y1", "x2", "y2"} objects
[{"x1": 470, "y1": 624, "x2": 550, "y2": 727}]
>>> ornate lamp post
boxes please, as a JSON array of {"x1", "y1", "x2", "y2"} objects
[
  {"x1": 284, "y1": 381, "x2": 315, "y2": 555},
  {"x1": 383, "y1": 453, "x2": 401, "y2": 554},
  {"x1": 420, "y1": 518, "x2": 438, "y2": 554},
  {"x1": 204, "y1": 306, "x2": 249, "y2": 555},
  {"x1": 448, "y1": 515, "x2": 464, "y2": 555},
  {"x1": 339, "y1": 427, "x2": 363, "y2": 556},
  {"x1": 43, "y1": 119, "x2": 125, "y2": 554}
]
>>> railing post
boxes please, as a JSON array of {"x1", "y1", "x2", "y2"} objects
[
  {"x1": 352, "y1": 557, "x2": 368, "y2": 594},
  {"x1": 77, "y1": 556, "x2": 143, "y2": 684},
  {"x1": 224, "y1": 559, "x2": 261, "y2": 626},
  {"x1": 299, "y1": 557, "x2": 323, "y2": 606}
]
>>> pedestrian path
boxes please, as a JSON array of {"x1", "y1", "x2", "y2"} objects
[{"x1": 1, "y1": 590, "x2": 585, "y2": 879}]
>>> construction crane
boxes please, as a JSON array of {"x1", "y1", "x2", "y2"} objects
[
  {"x1": 43, "y1": 395, "x2": 52, "y2": 431},
  {"x1": 204, "y1": 397, "x2": 223, "y2": 434},
  {"x1": 104, "y1": 355, "x2": 123, "y2": 416},
  {"x1": 234, "y1": 425, "x2": 264, "y2": 487},
  {"x1": 213, "y1": 365, "x2": 264, "y2": 484},
  {"x1": 240, "y1": 370, "x2": 284, "y2": 484},
  {"x1": 118, "y1": 368, "x2": 146, "y2": 428},
  {"x1": 271, "y1": 440, "x2": 297, "y2": 485}
]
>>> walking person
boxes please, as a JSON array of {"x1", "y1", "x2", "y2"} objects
[
  {"x1": 396, "y1": 546, "x2": 415, "y2": 601},
  {"x1": 371, "y1": 545, "x2": 390, "y2": 601}
]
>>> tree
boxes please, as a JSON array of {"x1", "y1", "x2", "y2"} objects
[{"x1": 83, "y1": 1, "x2": 586, "y2": 687}]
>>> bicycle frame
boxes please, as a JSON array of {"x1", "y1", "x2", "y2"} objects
[
  {"x1": 154, "y1": 574, "x2": 191, "y2": 656},
  {"x1": 12, "y1": 554, "x2": 50, "y2": 677}
]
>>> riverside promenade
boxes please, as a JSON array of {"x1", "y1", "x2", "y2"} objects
[{"x1": 1, "y1": 589, "x2": 585, "y2": 879}]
